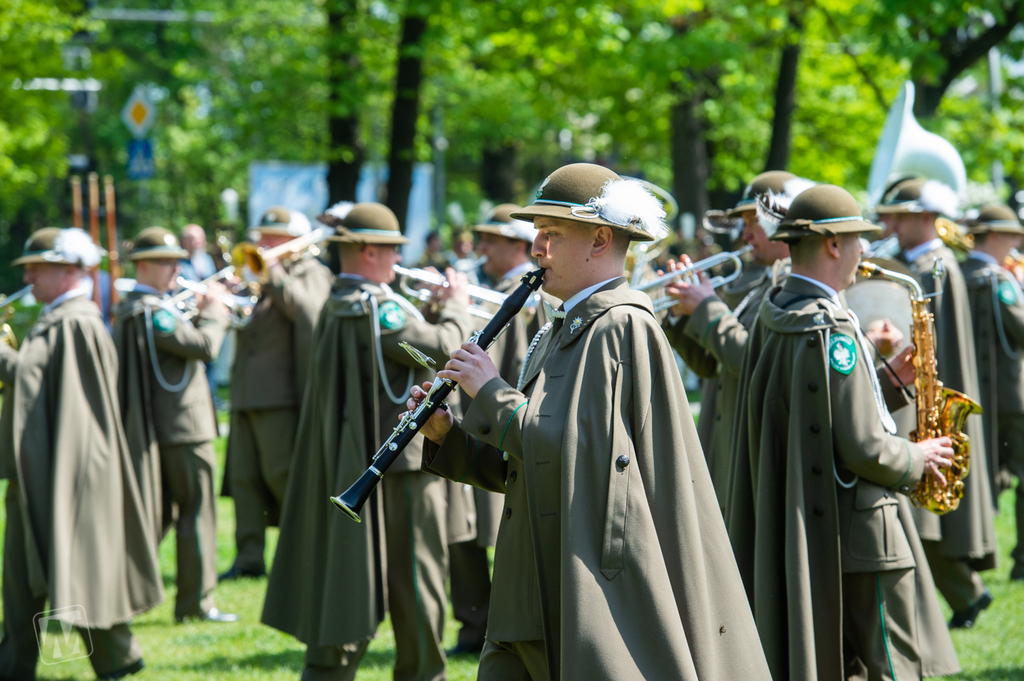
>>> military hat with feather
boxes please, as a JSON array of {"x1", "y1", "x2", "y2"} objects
[
  {"x1": 320, "y1": 202, "x2": 410, "y2": 245},
  {"x1": 127, "y1": 227, "x2": 189, "y2": 260},
  {"x1": 874, "y1": 177, "x2": 961, "y2": 218},
  {"x1": 760, "y1": 184, "x2": 881, "y2": 241},
  {"x1": 474, "y1": 203, "x2": 538, "y2": 243},
  {"x1": 13, "y1": 227, "x2": 104, "y2": 267},
  {"x1": 511, "y1": 163, "x2": 668, "y2": 242}
]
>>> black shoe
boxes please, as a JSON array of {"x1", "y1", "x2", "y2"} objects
[
  {"x1": 218, "y1": 565, "x2": 265, "y2": 581},
  {"x1": 98, "y1": 658, "x2": 145, "y2": 680},
  {"x1": 445, "y1": 642, "x2": 484, "y2": 657},
  {"x1": 949, "y1": 589, "x2": 993, "y2": 629}
]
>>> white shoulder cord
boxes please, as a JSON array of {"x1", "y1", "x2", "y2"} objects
[
  {"x1": 517, "y1": 322, "x2": 552, "y2": 391},
  {"x1": 144, "y1": 303, "x2": 193, "y2": 393},
  {"x1": 989, "y1": 271, "x2": 1020, "y2": 360},
  {"x1": 366, "y1": 292, "x2": 416, "y2": 405}
]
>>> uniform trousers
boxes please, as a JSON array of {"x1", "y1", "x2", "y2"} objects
[
  {"x1": 920, "y1": 540, "x2": 987, "y2": 612},
  {"x1": 477, "y1": 640, "x2": 549, "y2": 681},
  {"x1": 227, "y1": 407, "x2": 298, "y2": 574},
  {"x1": 0, "y1": 482, "x2": 143, "y2": 680},
  {"x1": 448, "y1": 541, "x2": 491, "y2": 648},
  {"x1": 996, "y1": 413, "x2": 1024, "y2": 568},
  {"x1": 842, "y1": 568, "x2": 920, "y2": 681},
  {"x1": 161, "y1": 441, "x2": 218, "y2": 619},
  {"x1": 303, "y1": 471, "x2": 448, "y2": 681}
]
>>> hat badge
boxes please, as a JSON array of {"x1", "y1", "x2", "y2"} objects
[{"x1": 164, "y1": 234, "x2": 176, "y2": 246}]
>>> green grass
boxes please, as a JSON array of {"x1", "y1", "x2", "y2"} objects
[{"x1": 3, "y1": 425, "x2": 1024, "y2": 679}]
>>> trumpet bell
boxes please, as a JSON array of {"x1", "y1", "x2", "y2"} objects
[
  {"x1": 0, "y1": 323, "x2": 16, "y2": 390},
  {"x1": 867, "y1": 81, "x2": 967, "y2": 207},
  {"x1": 231, "y1": 243, "x2": 265, "y2": 279}
]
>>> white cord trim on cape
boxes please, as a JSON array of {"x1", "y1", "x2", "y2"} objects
[
  {"x1": 144, "y1": 303, "x2": 193, "y2": 393},
  {"x1": 989, "y1": 271, "x2": 1021, "y2": 360},
  {"x1": 518, "y1": 322, "x2": 553, "y2": 391},
  {"x1": 366, "y1": 291, "x2": 416, "y2": 405}
]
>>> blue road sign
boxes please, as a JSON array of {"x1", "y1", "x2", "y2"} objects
[{"x1": 127, "y1": 139, "x2": 154, "y2": 179}]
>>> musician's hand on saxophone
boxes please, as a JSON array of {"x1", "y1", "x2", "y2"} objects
[
  {"x1": 438, "y1": 342, "x2": 500, "y2": 399},
  {"x1": 882, "y1": 344, "x2": 917, "y2": 388},
  {"x1": 660, "y1": 256, "x2": 717, "y2": 317},
  {"x1": 865, "y1": 319, "x2": 904, "y2": 358},
  {"x1": 405, "y1": 382, "x2": 454, "y2": 444},
  {"x1": 920, "y1": 436, "x2": 954, "y2": 487}
]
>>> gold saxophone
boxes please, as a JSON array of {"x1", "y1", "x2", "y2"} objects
[{"x1": 858, "y1": 262, "x2": 981, "y2": 514}]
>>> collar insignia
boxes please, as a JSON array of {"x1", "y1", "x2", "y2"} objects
[{"x1": 570, "y1": 316, "x2": 582, "y2": 334}]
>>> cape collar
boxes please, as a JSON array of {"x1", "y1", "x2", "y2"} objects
[
  {"x1": 554, "y1": 277, "x2": 652, "y2": 349},
  {"x1": 761, "y1": 276, "x2": 847, "y2": 334},
  {"x1": 32, "y1": 294, "x2": 101, "y2": 334}
]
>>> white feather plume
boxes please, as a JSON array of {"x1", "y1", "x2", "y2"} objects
[
  {"x1": 325, "y1": 201, "x2": 354, "y2": 219},
  {"x1": 919, "y1": 180, "x2": 961, "y2": 218},
  {"x1": 756, "y1": 191, "x2": 787, "y2": 238},
  {"x1": 286, "y1": 210, "x2": 312, "y2": 236},
  {"x1": 48, "y1": 228, "x2": 102, "y2": 267},
  {"x1": 591, "y1": 179, "x2": 668, "y2": 240},
  {"x1": 779, "y1": 177, "x2": 816, "y2": 208}
]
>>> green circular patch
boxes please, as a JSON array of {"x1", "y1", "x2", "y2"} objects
[
  {"x1": 998, "y1": 280, "x2": 1018, "y2": 306},
  {"x1": 828, "y1": 332, "x2": 857, "y2": 375},
  {"x1": 378, "y1": 300, "x2": 407, "y2": 330},
  {"x1": 152, "y1": 308, "x2": 177, "y2": 335}
]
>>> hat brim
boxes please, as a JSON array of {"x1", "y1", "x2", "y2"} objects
[
  {"x1": 725, "y1": 203, "x2": 757, "y2": 217},
  {"x1": 509, "y1": 204, "x2": 655, "y2": 242},
  {"x1": 473, "y1": 224, "x2": 535, "y2": 243},
  {"x1": 970, "y1": 224, "x2": 1024, "y2": 236},
  {"x1": 255, "y1": 226, "x2": 303, "y2": 237},
  {"x1": 128, "y1": 247, "x2": 189, "y2": 261},
  {"x1": 13, "y1": 251, "x2": 107, "y2": 266},
  {"x1": 770, "y1": 219, "x2": 882, "y2": 241},
  {"x1": 874, "y1": 203, "x2": 925, "y2": 215},
  {"x1": 328, "y1": 227, "x2": 409, "y2": 245}
]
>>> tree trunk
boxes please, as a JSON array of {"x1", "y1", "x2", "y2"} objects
[
  {"x1": 481, "y1": 142, "x2": 517, "y2": 204},
  {"x1": 764, "y1": 16, "x2": 801, "y2": 172},
  {"x1": 326, "y1": 0, "x2": 362, "y2": 203},
  {"x1": 386, "y1": 6, "x2": 430, "y2": 231},
  {"x1": 671, "y1": 82, "x2": 710, "y2": 228}
]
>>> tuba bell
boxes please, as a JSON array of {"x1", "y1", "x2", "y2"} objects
[{"x1": 867, "y1": 81, "x2": 967, "y2": 208}]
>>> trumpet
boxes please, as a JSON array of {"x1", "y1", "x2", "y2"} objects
[
  {"x1": 231, "y1": 226, "x2": 334, "y2": 289},
  {"x1": 0, "y1": 286, "x2": 33, "y2": 388},
  {"x1": 174, "y1": 276, "x2": 257, "y2": 328},
  {"x1": 633, "y1": 245, "x2": 753, "y2": 313},
  {"x1": 394, "y1": 265, "x2": 506, "y2": 320},
  {"x1": 936, "y1": 217, "x2": 974, "y2": 253},
  {"x1": 862, "y1": 234, "x2": 901, "y2": 260}
]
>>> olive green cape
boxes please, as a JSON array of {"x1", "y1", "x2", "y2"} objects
[{"x1": 0, "y1": 295, "x2": 163, "y2": 628}]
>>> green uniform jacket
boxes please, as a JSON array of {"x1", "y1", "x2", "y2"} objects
[
  {"x1": 424, "y1": 279, "x2": 771, "y2": 681},
  {"x1": 726, "y1": 276, "x2": 958, "y2": 680},
  {"x1": 230, "y1": 257, "x2": 333, "y2": 411},
  {"x1": 663, "y1": 267, "x2": 774, "y2": 509},
  {"x1": 962, "y1": 255, "x2": 1024, "y2": 502},
  {"x1": 903, "y1": 246, "x2": 997, "y2": 565},
  {"x1": 0, "y1": 295, "x2": 163, "y2": 628},
  {"x1": 112, "y1": 291, "x2": 229, "y2": 538},
  {"x1": 261, "y1": 278, "x2": 472, "y2": 647},
  {"x1": 466, "y1": 274, "x2": 555, "y2": 547}
]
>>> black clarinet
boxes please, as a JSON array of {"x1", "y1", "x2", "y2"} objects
[{"x1": 331, "y1": 268, "x2": 545, "y2": 522}]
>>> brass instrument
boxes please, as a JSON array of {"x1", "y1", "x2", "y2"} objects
[
  {"x1": 1006, "y1": 248, "x2": 1024, "y2": 283},
  {"x1": 230, "y1": 226, "x2": 334, "y2": 292},
  {"x1": 858, "y1": 261, "x2": 981, "y2": 514},
  {"x1": 633, "y1": 245, "x2": 753, "y2": 313},
  {"x1": 862, "y1": 235, "x2": 901, "y2": 259},
  {"x1": 936, "y1": 217, "x2": 974, "y2": 254},
  {"x1": 394, "y1": 265, "x2": 506, "y2": 320},
  {"x1": 173, "y1": 276, "x2": 257, "y2": 328},
  {"x1": 0, "y1": 286, "x2": 34, "y2": 389}
]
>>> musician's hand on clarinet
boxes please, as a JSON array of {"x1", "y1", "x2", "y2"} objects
[
  {"x1": 438, "y1": 342, "x2": 499, "y2": 399},
  {"x1": 919, "y1": 436, "x2": 954, "y2": 487},
  {"x1": 405, "y1": 382, "x2": 453, "y2": 444}
]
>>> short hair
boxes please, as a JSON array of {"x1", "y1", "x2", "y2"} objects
[{"x1": 786, "y1": 235, "x2": 827, "y2": 266}]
